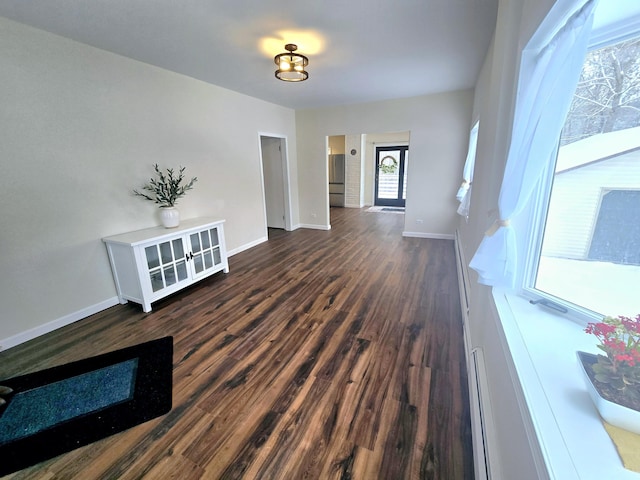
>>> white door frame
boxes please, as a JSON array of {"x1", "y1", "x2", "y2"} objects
[{"x1": 258, "y1": 132, "x2": 293, "y2": 233}]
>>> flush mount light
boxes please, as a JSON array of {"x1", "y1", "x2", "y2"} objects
[{"x1": 274, "y1": 44, "x2": 309, "y2": 82}]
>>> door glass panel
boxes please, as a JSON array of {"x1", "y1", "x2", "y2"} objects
[
  {"x1": 190, "y1": 233, "x2": 201, "y2": 253},
  {"x1": 204, "y1": 251, "x2": 213, "y2": 269},
  {"x1": 210, "y1": 228, "x2": 219, "y2": 246},
  {"x1": 149, "y1": 270, "x2": 163, "y2": 292},
  {"x1": 403, "y1": 151, "x2": 409, "y2": 200},
  {"x1": 164, "y1": 265, "x2": 176, "y2": 286},
  {"x1": 176, "y1": 260, "x2": 188, "y2": 281},
  {"x1": 213, "y1": 247, "x2": 221, "y2": 265},
  {"x1": 378, "y1": 151, "x2": 400, "y2": 199},
  {"x1": 193, "y1": 254, "x2": 204, "y2": 273},
  {"x1": 160, "y1": 242, "x2": 173, "y2": 264},
  {"x1": 375, "y1": 146, "x2": 408, "y2": 207},
  {"x1": 145, "y1": 246, "x2": 160, "y2": 270},
  {"x1": 201, "y1": 231, "x2": 211, "y2": 249},
  {"x1": 172, "y1": 239, "x2": 184, "y2": 259}
]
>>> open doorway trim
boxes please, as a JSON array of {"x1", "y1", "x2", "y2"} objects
[{"x1": 258, "y1": 133, "x2": 294, "y2": 234}]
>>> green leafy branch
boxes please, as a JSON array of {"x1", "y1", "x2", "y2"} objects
[
  {"x1": 379, "y1": 155, "x2": 398, "y2": 174},
  {"x1": 133, "y1": 164, "x2": 197, "y2": 207}
]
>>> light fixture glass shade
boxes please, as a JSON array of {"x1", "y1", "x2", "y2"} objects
[{"x1": 274, "y1": 44, "x2": 309, "y2": 82}]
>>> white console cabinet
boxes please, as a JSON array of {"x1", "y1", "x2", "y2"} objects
[{"x1": 103, "y1": 218, "x2": 229, "y2": 312}]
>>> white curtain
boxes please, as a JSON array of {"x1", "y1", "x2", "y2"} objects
[
  {"x1": 469, "y1": 0, "x2": 598, "y2": 288},
  {"x1": 457, "y1": 122, "x2": 479, "y2": 218}
]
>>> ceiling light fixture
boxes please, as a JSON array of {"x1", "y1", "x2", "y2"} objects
[{"x1": 274, "y1": 44, "x2": 309, "y2": 82}]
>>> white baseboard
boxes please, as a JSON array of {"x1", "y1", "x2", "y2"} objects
[
  {"x1": 0, "y1": 226, "x2": 336, "y2": 352},
  {"x1": 227, "y1": 236, "x2": 268, "y2": 257},
  {"x1": 402, "y1": 231, "x2": 455, "y2": 240},
  {"x1": 455, "y1": 229, "x2": 472, "y2": 357},
  {"x1": 298, "y1": 223, "x2": 332, "y2": 231},
  {"x1": 284, "y1": 223, "x2": 332, "y2": 231},
  {"x1": 0, "y1": 234, "x2": 274, "y2": 352},
  {"x1": 0, "y1": 235, "x2": 271, "y2": 352},
  {"x1": 0, "y1": 297, "x2": 120, "y2": 352}
]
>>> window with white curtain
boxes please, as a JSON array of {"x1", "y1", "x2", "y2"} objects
[
  {"x1": 525, "y1": 28, "x2": 640, "y2": 319},
  {"x1": 456, "y1": 121, "x2": 479, "y2": 220},
  {"x1": 469, "y1": 0, "x2": 598, "y2": 290}
]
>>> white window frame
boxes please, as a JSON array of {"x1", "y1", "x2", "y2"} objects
[{"x1": 520, "y1": 18, "x2": 640, "y2": 324}]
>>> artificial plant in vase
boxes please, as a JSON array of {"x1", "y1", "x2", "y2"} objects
[
  {"x1": 133, "y1": 164, "x2": 197, "y2": 228},
  {"x1": 579, "y1": 314, "x2": 640, "y2": 433}
]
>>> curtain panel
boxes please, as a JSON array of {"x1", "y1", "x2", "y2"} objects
[
  {"x1": 469, "y1": 0, "x2": 599, "y2": 288},
  {"x1": 456, "y1": 122, "x2": 479, "y2": 219}
]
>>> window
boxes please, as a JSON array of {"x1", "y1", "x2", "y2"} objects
[
  {"x1": 469, "y1": 0, "x2": 597, "y2": 290},
  {"x1": 527, "y1": 34, "x2": 640, "y2": 318},
  {"x1": 457, "y1": 121, "x2": 479, "y2": 220}
]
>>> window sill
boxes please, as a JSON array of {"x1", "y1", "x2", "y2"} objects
[{"x1": 492, "y1": 289, "x2": 640, "y2": 479}]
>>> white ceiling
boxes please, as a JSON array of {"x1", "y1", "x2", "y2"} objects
[{"x1": 0, "y1": 0, "x2": 499, "y2": 109}]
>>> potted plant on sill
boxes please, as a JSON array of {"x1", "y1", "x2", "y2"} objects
[
  {"x1": 579, "y1": 314, "x2": 640, "y2": 434},
  {"x1": 133, "y1": 164, "x2": 197, "y2": 228}
]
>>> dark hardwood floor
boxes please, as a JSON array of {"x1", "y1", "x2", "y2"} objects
[{"x1": 0, "y1": 207, "x2": 473, "y2": 480}]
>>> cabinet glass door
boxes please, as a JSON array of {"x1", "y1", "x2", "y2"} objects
[
  {"x1": 145, "y1": 238, "x2": 189, "y2": 292},
  {"x1": 189, "y1": 227, "x2": 223, "y2": 278}
]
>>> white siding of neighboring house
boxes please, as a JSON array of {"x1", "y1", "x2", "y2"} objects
[{"x1": 542, "y1": 149, "x2": 640, "y2": 259}]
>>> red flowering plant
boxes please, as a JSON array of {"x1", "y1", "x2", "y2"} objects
[{"x1": 585, "y1": 314, "x2": 640, "y2": 406}]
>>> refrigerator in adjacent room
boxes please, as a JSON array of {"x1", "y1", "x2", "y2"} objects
[{"x1": 328, "y1": 154, "x2": 345, "y2": 207}]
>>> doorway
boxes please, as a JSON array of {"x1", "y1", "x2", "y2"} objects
[
  {"x1": 259, "y1": 135, "x2": 291, "y2": 232},
  {"x1": 374, "y1": 145, "x2": 408, "y2": 207}
]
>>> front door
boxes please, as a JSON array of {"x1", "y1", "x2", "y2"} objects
[{"x1": 374, "y1": 146, "x2": 408, "y2": 207}]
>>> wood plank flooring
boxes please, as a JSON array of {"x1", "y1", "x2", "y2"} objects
[{"x1": 0, "y1": 207, "x2": 473, "y2": 480}]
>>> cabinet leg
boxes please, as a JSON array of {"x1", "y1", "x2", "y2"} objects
[{"x1": 143, "y1": 303, "x2": 152, "y2": 313}]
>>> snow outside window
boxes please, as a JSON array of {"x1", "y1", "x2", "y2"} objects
[{"x1": 529, "y1": 32, "x2": 640, "y2": 318}]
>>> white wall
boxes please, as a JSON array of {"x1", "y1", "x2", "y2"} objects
[
  {"x1": 0, "y1": 16, "x2": 297, "y2": 344},
  {"x1": 296, "y1": 91, "x2": 474, "y2": 235},
  {"x1": 344, "y1": 134, "x2": 363, "y2": 208}
]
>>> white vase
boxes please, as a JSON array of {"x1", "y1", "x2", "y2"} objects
[
  {"x1": 159, "y1": 207, "x2": 180, "y2": 228},
  {"x1": 577, "y1": 351, "x2": 640, "y2": 434}
]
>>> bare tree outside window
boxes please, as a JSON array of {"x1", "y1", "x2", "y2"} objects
[
  {"x1": 534, "y1": 35, "x2": 640, "y2": 317},
  {"x1": 561, "y1": 38, "x2": 640, "y2": 146}
]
